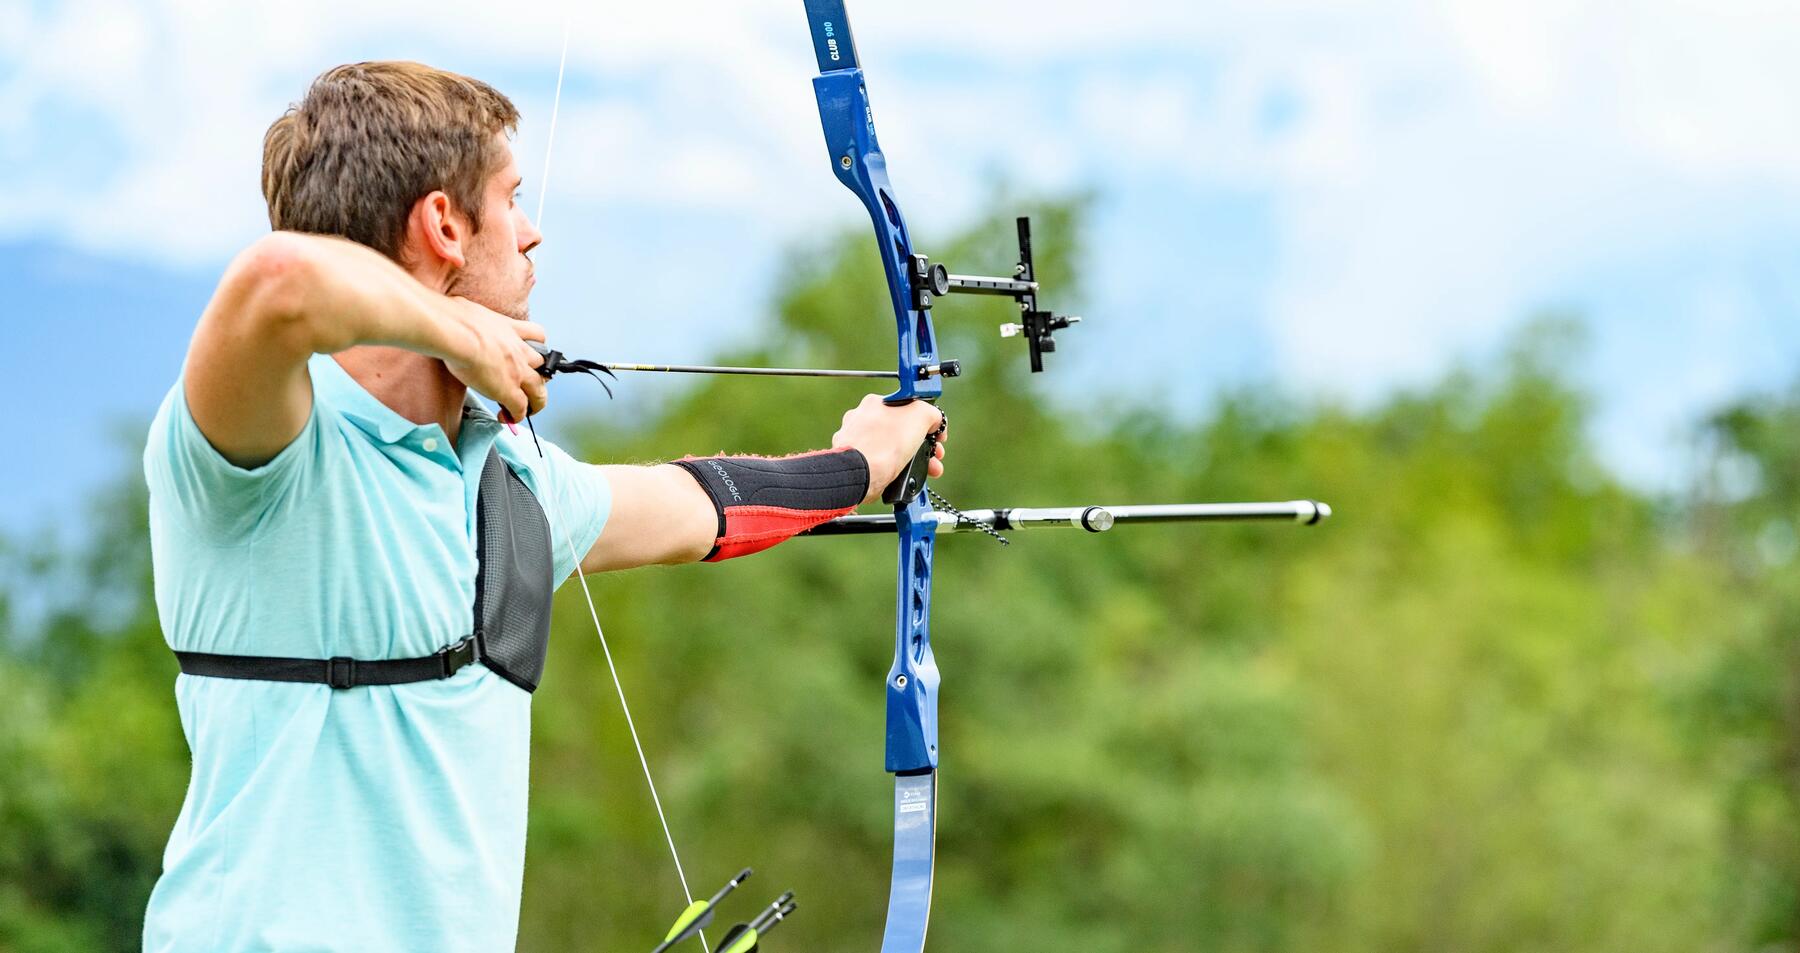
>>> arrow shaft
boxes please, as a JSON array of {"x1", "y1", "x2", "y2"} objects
[{"x1": 599, "y1": 362, "x2": 898, "y2": 379}]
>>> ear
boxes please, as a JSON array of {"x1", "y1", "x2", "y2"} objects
[{"x1": 404, "y1": 190, "x2": 468, "y2": 271}]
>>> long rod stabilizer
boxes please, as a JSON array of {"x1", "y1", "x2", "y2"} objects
[{"x1": 804, "y1": 500, "x2": 1333, "y2": 536}]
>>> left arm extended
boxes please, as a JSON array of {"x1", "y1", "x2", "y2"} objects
[{"x1": 577, "y1": 395, "x2": 946, "y2": 573}]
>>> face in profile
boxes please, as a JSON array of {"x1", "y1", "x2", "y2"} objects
[{"x1": 446, "y1": 136, "x2": 541, "y2": 322}]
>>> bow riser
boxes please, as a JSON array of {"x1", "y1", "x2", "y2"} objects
[{"x1": 804, "y1": 0, "x2": 941, "y2": 780}]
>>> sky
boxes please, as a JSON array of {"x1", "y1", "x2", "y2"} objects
[{"x1": 4, "y1": 0, "x2": 1799, "y2": 538}]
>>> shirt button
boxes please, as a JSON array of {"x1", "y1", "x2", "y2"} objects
[{"x1": 422, "y1": 438, "x2": 440, "y2": 453}]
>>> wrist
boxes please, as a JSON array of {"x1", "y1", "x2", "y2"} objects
[{"x1": 409, "y1": 294, "x2": 474, "y2": 364}]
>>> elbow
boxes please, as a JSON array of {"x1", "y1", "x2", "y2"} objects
[{"x1": 222, "y1": 232, "x2": 329, "y2": 351}]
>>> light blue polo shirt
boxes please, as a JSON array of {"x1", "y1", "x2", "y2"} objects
[{"x1": 141, "y1": 354, "x2": 610, "y2": 953}]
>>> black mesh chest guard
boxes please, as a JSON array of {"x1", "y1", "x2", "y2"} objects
[{"x1": 473, "y1": 448, "x2": 557, "y2": 693}]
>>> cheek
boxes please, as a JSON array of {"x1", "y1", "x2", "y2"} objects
[{"x1": 478, "y1": 215, "x2": 518, "y2": 259}]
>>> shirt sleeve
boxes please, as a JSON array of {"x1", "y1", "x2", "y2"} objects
[
  {"x1": 531, "y1": 437, "x2": 613, "y2": 586},
  {"x1": 142, "y1": 377, "x2": 321, "y2": 543}
]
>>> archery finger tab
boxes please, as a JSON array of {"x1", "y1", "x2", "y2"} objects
[{"x1": 528, "y1": 341, "x2": 559, "y2": 379}]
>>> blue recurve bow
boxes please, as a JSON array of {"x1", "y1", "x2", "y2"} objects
[
  {"x1": 538, "y1": 6, "x2": 1328, "y2": 951},
  {"x1": 801, "y1": 5, "x2": 943, "y2": 951}
]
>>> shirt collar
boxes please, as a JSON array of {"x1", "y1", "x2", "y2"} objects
[{"x1": 310, "y1": 354, "x2": 496, "y2": 447}]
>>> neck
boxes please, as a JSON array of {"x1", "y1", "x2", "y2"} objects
[{"x1": 333, "y1": 346, "x2": 470, "y2": 443}]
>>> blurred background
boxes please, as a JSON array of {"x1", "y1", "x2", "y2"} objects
[{"x1": 6, "y1": 0, "x2": 1800, "y2": 950}]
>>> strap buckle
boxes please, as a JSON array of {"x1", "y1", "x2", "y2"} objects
[
  {"x1": 326, "y1": 656, "x2": 357, "y2": 690},
  {"x1": 438, "y1": 636, "x2": 478, "y2": 678}
]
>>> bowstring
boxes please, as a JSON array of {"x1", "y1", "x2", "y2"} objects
[
  {"x1": 534, "y1": 22, "x2": 570, "y2": 230},
  {"x1": 532, "y1": 14, "x2": 709, "y2": 950}
]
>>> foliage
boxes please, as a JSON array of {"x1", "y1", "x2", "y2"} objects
[
  {"x1": 0, "y1": 206, "x2": 1787, "y2": 952},
  {"x1": 1678, "y1": 383, "x2": 1800, "y2": 947}
]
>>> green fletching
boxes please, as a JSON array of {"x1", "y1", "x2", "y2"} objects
[
  {"x1": 663, "y1": 900, "x2": 711, "y2": 942},
  {"x1": 720, "y1": 927, "x2": 761, "y2": 953}
]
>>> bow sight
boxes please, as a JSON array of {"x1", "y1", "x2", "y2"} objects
[
  {"x1": 905, "y1": 216, "x2": 1080, "y2": 374},
  {"x1": 529, "y1": 215, "x2": 1076, "y2": 384}
]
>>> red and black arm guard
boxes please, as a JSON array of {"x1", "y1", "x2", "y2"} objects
[{"x1": 673, "y1": 449, "x2": 870, "y2": 561}]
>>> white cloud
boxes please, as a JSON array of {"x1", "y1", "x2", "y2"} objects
[{"x1": 8, "y1": 0, "x2": 1800, "y2": 486}]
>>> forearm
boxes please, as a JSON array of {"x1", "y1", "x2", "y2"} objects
[
  {"x1": 253, "y1": 231, "x2": 471, "y2": 360},
  {"x1": 183, "y1": 232, "x2": 482, "y2": 467}
]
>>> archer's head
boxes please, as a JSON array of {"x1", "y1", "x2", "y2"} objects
[{"x1": 260, "y1": 61, "x2": 541, "y2": 321}]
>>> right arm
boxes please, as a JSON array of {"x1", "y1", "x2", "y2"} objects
[{"x1": 182, "y1": 232, "x2": 543, "y2": 468}]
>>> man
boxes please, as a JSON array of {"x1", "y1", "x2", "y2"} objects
[{"x1": 142, "y1": 61, "x2": 945, "y2": 952}]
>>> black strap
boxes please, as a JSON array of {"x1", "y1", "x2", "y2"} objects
[{"x1": 174, "y1": 636, "x2": 479, "y2": 690}]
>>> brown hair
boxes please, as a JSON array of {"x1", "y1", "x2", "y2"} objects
[{"x1": 261, "y1": 61, "x2": 521, "y2": 261}]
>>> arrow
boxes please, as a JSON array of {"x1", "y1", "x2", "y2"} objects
[{"x1": 597, "y1": 362, "x2": 899, "y2": 379}]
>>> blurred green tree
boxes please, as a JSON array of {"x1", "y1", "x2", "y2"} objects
[
  {"x1": 1681, "y1": 382, "x2": 1800, "y2": 950},
  {"x1": 0, "y1": 208, "x2": 1775, "y2": 953}
]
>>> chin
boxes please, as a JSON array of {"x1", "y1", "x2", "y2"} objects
[{"x1": 483, "y1": 296, "x2": 529, "y2": 322}]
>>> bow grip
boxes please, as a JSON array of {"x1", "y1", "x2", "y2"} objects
[{"x1": 880, "y1": 404, "x2": 945, "y2": 505}]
